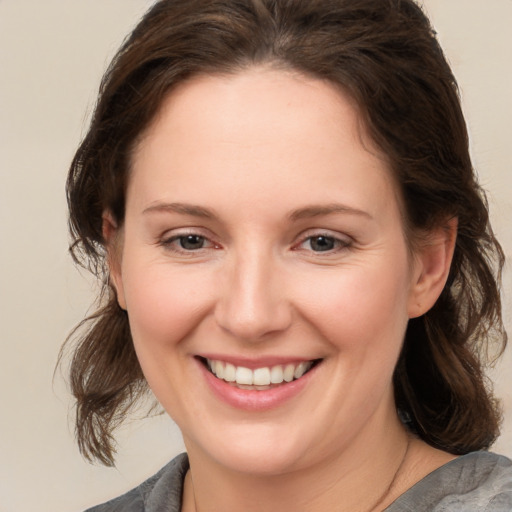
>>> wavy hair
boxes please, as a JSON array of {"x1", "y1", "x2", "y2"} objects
[{"x1": 64, "y1": 0, "x2": 507, "y2": 465}]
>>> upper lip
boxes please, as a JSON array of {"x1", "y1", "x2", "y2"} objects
[{"x1": 196, "y1": 354, "x2": 321, "y2": 370}]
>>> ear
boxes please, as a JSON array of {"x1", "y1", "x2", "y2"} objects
[
  {"x1": 407, "y1": 218, "x2": 457, "y2": 319},
  {"x1": 102, "y1": 211, "x2": 127, "y2": 310}
]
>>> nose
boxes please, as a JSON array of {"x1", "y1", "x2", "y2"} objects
[{"x1": 214, "y1": 249, "x2": 292, "y2": 342}]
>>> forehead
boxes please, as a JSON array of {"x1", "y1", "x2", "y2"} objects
[
  {"x1": 137, "y1": 67, "x2": 367, "y2": 155},
  {"x1": 129, "y1": 67, "x2": 399, "y2": 223}
]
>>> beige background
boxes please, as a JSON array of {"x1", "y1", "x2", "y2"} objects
[{"x1": 0, "y1": 1, "x2": 510, "y2": 510}]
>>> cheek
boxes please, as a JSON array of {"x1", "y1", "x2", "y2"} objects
[
  {"x1": 120, "y1": 258, "x2": 218, "y2": 413},
  {"x1": 121, "y1": 258, "x2": 215, "y2": 351},
  {"x1": 294, "y1": 259, "x2": 412, "y2": 354}
]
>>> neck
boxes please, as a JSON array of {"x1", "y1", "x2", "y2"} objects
[{"x1": 182, "y1": 412, "x2": 415, "y2": 512}]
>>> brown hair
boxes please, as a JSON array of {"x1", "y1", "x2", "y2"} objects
[{"x1": 64, "y1": 0, "x2": 507, "y2": 466}]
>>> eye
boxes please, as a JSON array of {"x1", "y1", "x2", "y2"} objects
[
  {"x1": 160, "y1": 231, "x2": 218, "y2": 254},
  {"x1": 177, "y1": 234, "x2": 207, "y2": 250},
  {"x1": 295, "y1": 232, "x2": 351, "y2": 254},
  {"x1": 307, "y1": 235, "x2": 337, "y2": 252}
]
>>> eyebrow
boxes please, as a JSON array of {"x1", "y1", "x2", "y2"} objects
[
  {"x1": 288, "y1": 203, "x2": 373, "y2": 221},
  {"x1": 142, "y1": 202, "x2": 216, "y2": 218},
  {"x1": 142, "y1": 201, "x2": 373, "y2": 222}
]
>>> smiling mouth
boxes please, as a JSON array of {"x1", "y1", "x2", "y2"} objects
[{"x1": 199, "y1": 357, "x2": 321, "y2": 390}]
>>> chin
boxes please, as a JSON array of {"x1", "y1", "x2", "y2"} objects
[{"x1": 186, "y1": 423, "x2": 315, "y2": 476}]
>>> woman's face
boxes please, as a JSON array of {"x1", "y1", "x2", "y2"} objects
[{"x1": 112, "y1": 68, "x2": 424, "y2": 475}]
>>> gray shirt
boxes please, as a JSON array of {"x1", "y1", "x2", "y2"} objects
[{"x1": 85, "y1": 451, "x2": 512, "y2": 511}]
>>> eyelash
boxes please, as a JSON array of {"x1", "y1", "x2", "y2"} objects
[
  {"x1": 294, "y1": 233, "x2": 352, "y2": 254},
  {"x1": 160, "y1": 230, "x2": 218, "y2": 254},
  {"x1": 159, "y1": 230, "x2": 352, "y2": 256}
]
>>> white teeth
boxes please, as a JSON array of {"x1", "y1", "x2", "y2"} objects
[
  {"x1": 294, "y1": 362, "x2": 310, "y2": 379},
  {"x1": 270, "y1": 365, "x2": 284, "y2": 384},
  {"x1": 253, "y1": 367, "x2": 271, "y2": 386},
  {"x1": 224, "y1": 363, "x2": 236, "y2": 382},
  {"x1": 214, "y1": 360, "x2": 224, "y2": 380},
  {"x1": 235, "y1": 366, "x2": 253, "y2": 385},
  {"x1": 206, "y1": 358, "x2": 315, "y2": 388},
  {"x1": 283, "y1": 364, "x2": 295, "y2": 382}
]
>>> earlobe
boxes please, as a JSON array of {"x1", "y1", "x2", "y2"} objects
[
  {"x1": 102, "y1": 211, "x2": 127, "y2": 310},
  {"x1": 408, "y1": 218, "x2": 457, "y2": 319}
]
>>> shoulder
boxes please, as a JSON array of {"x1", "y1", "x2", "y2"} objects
[
  {"x1": 84, "y1": 453, "x2": 189, "y2": 512},
  {"x1": 387, "y1": 451, "x2": 512, "y2": 511}
]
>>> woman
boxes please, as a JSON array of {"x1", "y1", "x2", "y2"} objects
[{"x1": 65, "y1": 0, "x2": 511, "y2": 510}]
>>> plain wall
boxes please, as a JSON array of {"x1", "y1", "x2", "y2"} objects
[{"x1": 0, "y1": 1, "x2": 510, "y2": 511}]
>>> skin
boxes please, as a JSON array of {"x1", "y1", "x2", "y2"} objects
[{"x1": 106, "y1": 67, "x2": 457, "y2": 512}]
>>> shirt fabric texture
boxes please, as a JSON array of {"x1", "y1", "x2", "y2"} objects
[{"x1": 85, "y1": 451, "x2": 512, "y2": 511}]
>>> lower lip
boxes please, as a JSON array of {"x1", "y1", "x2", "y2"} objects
[{"x1": 197, "y1": 360, "x2": 318, "y2": 411}]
